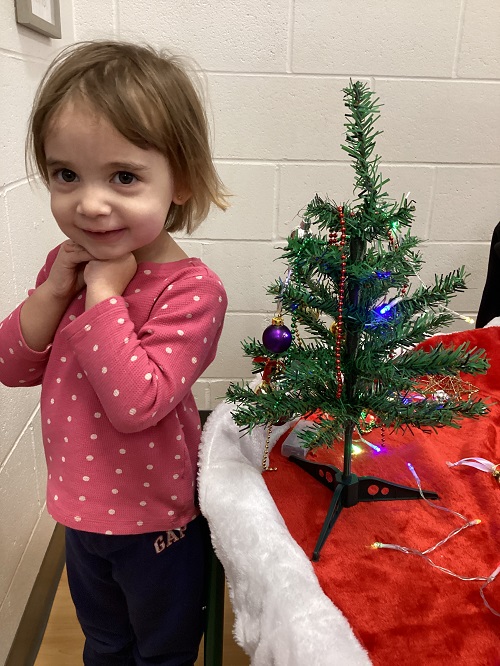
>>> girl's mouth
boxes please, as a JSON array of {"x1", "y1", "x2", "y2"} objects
[{"x1": 83, "y1": 229, "x2": 125, "y2": 241}]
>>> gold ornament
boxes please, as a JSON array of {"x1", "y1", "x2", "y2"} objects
[{"x1": 419, "y1": 375, "x2": 479, "y2": 401}]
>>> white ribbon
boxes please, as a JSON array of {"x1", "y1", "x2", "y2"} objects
[{"x1": 446, "y1": 457, "x2": 499, "y2": 478}]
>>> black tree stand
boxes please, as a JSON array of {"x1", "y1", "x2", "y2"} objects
[{"x1": 289, "y1": 421, "x2": 438, "y2": 561}]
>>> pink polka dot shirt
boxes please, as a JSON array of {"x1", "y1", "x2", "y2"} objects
[{"x1": 0, "y1": 246, "x2": 227, "y2": 535}]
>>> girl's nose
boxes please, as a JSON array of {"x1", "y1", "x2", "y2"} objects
[{"x1": 76, "y1": 187, "x2": 112, "y2": 218}]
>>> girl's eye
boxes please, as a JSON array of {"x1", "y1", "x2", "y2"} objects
[
  {"x1": 56, "y1": 169, "x2": 77, "y2": 183},
  {"x1": 114, "y1": 171, "x2": 137, "y2": 185}
]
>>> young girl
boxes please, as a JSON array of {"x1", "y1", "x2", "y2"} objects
[{"x1": 0, "y1": 41, "x2": 228, "y2": 666}]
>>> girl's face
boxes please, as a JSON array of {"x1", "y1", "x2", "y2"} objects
[{"x1": 44, "y1": 101, "x2": 185, "y2": 263}]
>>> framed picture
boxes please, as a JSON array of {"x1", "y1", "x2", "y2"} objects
[{"x1": 15, "y1": 0, "x2": 61, "y2": 39}]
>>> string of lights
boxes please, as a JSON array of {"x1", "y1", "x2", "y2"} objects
[{"x1": 372, "y1": 462, "x2": 499, "y2": 616}]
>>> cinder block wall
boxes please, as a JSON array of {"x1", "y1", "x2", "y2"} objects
[
  {"x1": 0, "y1": 4, "x2": 76, "y2": 662},
  {"x1": 1, "y1": 1, "x2": 499, "y2": 661}
]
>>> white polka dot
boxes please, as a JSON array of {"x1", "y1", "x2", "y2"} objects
[
  {"x1": 134, "y1": 288, "x2": 141, "y2": 293},
  {"x1": 140, "y1": 501, "x2": 147, "y2": 506},
  {"x1": 144, "y1": 482, "x2": 150, "y2": 487},
  {"x1": 193, "y1": 296, "x2": 200, "y2": 301},
  {"x1": 203, "y1": 337, "x2": 207, "y2": 344},
  {"x1": 102, "y1": 366, "x2": 107, "y2": 374},
  {"x1": 168, "y1": 510, "x2": 175, "y2": 516},
  {"x1": 94, "y1": 412, "x2": 101, "y2": 419},
  {"x1": 86, "y1": 455, "x2": 94, "y2": 461},
  {"x1": 61, "y1": 456, "x2": 65, "y2": 462},
  {"x1": 181, "y1": 377, "x2": 186, "y2": 384},
  {"x1": 116, "y1": 469, "x2": 122, "y2": 474},
  {"x1": 129, "y1": 408, "x2": 137, "y2": 415},
  {"x1": 110, "y1": 298, "x2": 117, "y2": 305},
  {"x1": 108, "y1": 509, "x2": 115, "y2": 515},
  {"x1": 146, "y1": 464, "x2": 153, "y2": 470},
  {"x1": 137, "y1": 521, "x2": 144, "y2": 526},
  {"x1": 186, "y1": 313, "x2": 193, "y2": 319},
  {"x1": 165, "y1": 347, "x2": 172, "y2": 354},
  {"x1": 84, "y1": 324, "x2": 92, "y2": 331},
  {"x1": 74, "y1": 516, "x2": 81, "y2": 522},
  {"x1": 112, "y1": 488, "x2": 118, "y2": 494},
  {"x1": 59, "y1": 475, "x2": 63, "y2": 482},
  {"x1": 47, "y1": 438, "x2": 51, "y2": 444},
  {"x1": 9, "y1": 348, "x2": 14, "y2": 355},
  {"x1": 54, "y1": 495, "x2": 58, "y2": 501},
  {"x1": 83, "y1": 476, "x2": 90, "y2": 481},
  {"x1": 144, "y1": 372, "x2": 152, "y2": 380},
  {"x1": 119, "y1": 449, "x2": 126, "y2": 454},
  {"x1": 90, "y1": 434, "x2": 98, "y2": 440},
  {"x1": 105, "y1": 530, "x2": 113, "y2": 535},
  {"x1": 176, "y1": 435, "x2": 182, "y2": 441},
  {"x1": 175, "y1": 454, "x2": 181, "y2": 460},
  {"x1": 50, "y1": 398, "x2": 55, "y2": 404},
  {"x1": 64, "y1": 437, "x2": 69, "y2": 443},
  {"x1": 170, "y1": 396, "x2": 175, "y2": 403},
  {"x1": 196, "y1": 275, "x2": 203, "y2": 280},
  {"x1": 161, "y1": 304, "x2": 168, "y2": 310},
  {"x1": 93, "y1": 345, "x2": 99, "y2": 352},
  {"x1": 219, "y1": 296, "x2": 223, "y2": 302},
  {"x1": 167, "y1": 285, "x2": 173, "y2": 290},
  {"x1": 173, "y1": 474, "x2": 179, "y2": 480},
  {"x1": 69, "y1": 315, "x2": 76, "y2": 321},
  {"x1": 177, "y1": 330, "x2": 184, "y2": 336},
  {"x1": 144, "y1": 269, "x2": 151, "y2": 275},
  {"x1": 67, "y1": 416, "x2": 72, "y2": 422},
  {"x1": 124, "y1": 337, "x2": 130, "y2": 343},
  {"x1": 47, "y1": 418, "x2": 51, "y2": 424},
  {"x1": 72, "y1": 395, "x2": 78, "y2": 401},
  {"x1": 152, "y1": 411, "x2": 157, "y2": 417},
  {"x1": 171, "y1": 495, "x2": 177, "y2": 500},
  {"x1": 130, "y1": 355, "x2": 138, "y2": 362},
  {"x1": 113, "y1": 389, "x2": 120, "y2": 396},
  {"x1": 213, "y1": 317, "x2": 216, "y2": 323},
  {"x1": 79, "y1": 496, "x2": 86, "y2": 501},
  {"x1": 149, "y1": 441, "x2": 155, "y2": 448},
  {"x1": 117, "y1": 318, "x2": 125, "y2": 324},
  {"x1": 77, "y1": 373, "x2": 83, "y2": 379},
  {"x1": 192, "y1": 357, "x2": 197, "y2": 364},
  {"x1": 0, "y1": 358, "x2": 4, "y2": 364},
  {"x1": 60, "y1": 356, "x2": 67, "y2": 362}
]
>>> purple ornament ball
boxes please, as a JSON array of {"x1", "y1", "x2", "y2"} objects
[{"x1": 262, "y1": 323, "x2": 292, "y2": 353}]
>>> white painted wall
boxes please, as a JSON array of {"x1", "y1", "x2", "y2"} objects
[
  {"x1": 1, "y1": 1, "x2": 499, "y2": 661},
  {"x1": 0, "y1": 3, "x2": 76, "y2": 662}
]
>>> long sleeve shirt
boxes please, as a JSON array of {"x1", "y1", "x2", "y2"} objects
[
  {"x1": 0, "y1": 246, "x2": 227, "y2": 535},
  {"x1": 476, "y1": 221, "x2": 500, "y2": 328}
]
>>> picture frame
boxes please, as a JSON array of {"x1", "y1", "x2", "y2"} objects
[{"x1": 15, "y1": 0, "x2": 61, "y2": 39}]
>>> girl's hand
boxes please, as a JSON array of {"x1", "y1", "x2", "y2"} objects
[
  {"x1": 84, "y1": 253, "x2": 137, "y2": 310},
  {"x1": 45, "y1": 241, "x2": 95, "y2": 301}
]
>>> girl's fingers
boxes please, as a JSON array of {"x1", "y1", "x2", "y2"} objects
[{"x1": 62, "y1": 241, "x2": 95, "y2": 262}]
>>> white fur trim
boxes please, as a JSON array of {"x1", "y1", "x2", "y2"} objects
[{"x1": 198, "y1": 401, "x2": 372, "y2": 666}]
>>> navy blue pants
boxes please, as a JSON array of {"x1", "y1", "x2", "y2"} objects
[{"x1": 65, "y1": 516, "x2": 206, "y2": 666}]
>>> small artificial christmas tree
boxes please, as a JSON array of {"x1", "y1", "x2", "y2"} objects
[{"x1": 226, "y1": 80, "x2": 490, "y2": 560}]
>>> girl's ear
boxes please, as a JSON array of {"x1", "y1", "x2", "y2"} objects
[{"x1": 173, "y1": 186, "x2": 192, "y2": 205}]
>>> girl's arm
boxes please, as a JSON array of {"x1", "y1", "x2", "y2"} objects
[
  {"x1": 20, "y1": 242, "x2": 94, "y2": 351},
  {"x1": 0, "y1": 241, "x2": 93, "y2": 387},
  {"x1": 60, "y1": 270, "x2": 227, "y2": 433}
]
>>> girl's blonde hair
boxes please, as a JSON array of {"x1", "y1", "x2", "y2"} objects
[{"x1": 26, "y1": 40, "x2": 229, "y2": 233}]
